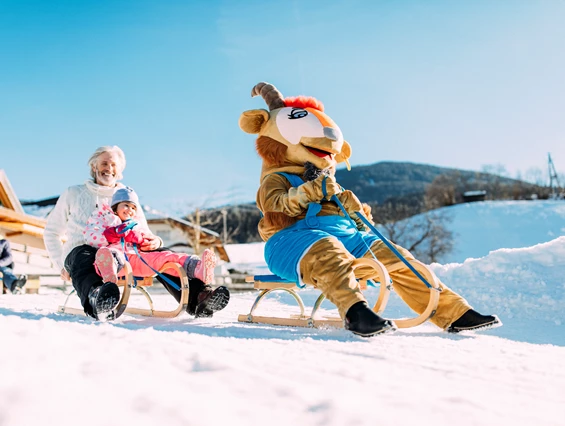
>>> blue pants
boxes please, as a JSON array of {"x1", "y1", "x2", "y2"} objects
[
  {"x1": 0, "y1": 265, "x2": 18, "y2": 291},
  {"x1": 265, "y1": 215, "x2": 379, "y2": 285}
]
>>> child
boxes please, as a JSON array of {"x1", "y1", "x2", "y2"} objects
[{"x1": 85, "y1": 187, "x2": 217, "y2": 287}]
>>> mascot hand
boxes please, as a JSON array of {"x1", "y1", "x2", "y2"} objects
[
  {"x1": 319, "y1": 174, "x2": 341, "y2": 200},
  {"x1": 335, "y1": 190, "x2": 363, "y2": 213},
  {"x1": 335, "y1": 191, "x2": 374, "y2": 231},
  {"x1": 301, "y1": 174, "x2": 341, "y2": 203},
  {"x1": 351, "y1": 203, "x2": 375, "y2": 231}
]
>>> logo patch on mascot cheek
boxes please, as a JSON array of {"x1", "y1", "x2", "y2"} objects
[{"x1": 276, "y1": 107, "x2": 326, "y2": 145}]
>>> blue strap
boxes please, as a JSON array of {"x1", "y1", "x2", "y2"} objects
[
  {"x1": 116, "y1": 219, "x2": 138, "y2": 234},
  {"x1": 305, "y1": 203, "x2": 322, "y2": 228},
  {"x1": 274, "y1": 172, "x2": 305, "y2": 187},
  {"x1": 132, "y1": 245, "x2": 182, "y2": 291},
  {"x1": 275, "y1": 172, "x2": 322, "y2": 228},
  {"x1": 119, "y1": 237, "x2": 181, "y2": 291}
]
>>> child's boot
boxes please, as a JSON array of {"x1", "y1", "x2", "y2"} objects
[
  {"x1": 95, "y1": 248, "x2": 118, "y2": 284},
  {"x1": 186, "y1": 249, "x2": 217, "y2": 284}
]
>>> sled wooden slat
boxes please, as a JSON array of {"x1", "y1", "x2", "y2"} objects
[
  {"x1": 237, "y1": 314, "x2": 343, "y2": 328},
  {"x1": 238, "y1": 258, "x2": 441, "y2": 330},
  {"x1": 118, "y1": 276, "x2": 153, "y2": 287},
  {"x1": 252, "y1": 281, "x2": 296, "y2": 290}
]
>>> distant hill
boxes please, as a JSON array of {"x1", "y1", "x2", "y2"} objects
[{"x1": 334, "y1": 161, "x2": 542, "y2": 205}]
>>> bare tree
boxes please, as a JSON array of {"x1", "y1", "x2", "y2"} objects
[
  {"x1": 391, "y1": 209, "x2": 454, "y2": 263},
  {"x1": 524, "y1": 167, "x2": 545, "y2": 186},
  {"x1": 372, "y1": 201, "x2": 454, "y2": 264},
  {"x1": 424, "y1": 174, "x2": 457, "y2": 209}
]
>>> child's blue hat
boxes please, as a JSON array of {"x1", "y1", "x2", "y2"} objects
[{"x1": 111, "y1": 187, "x2": 139, "y2": 208}]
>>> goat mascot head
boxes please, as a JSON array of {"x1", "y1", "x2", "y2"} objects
[{"x1": 238, "y1": 82, "x2": 352, "y2": 180}]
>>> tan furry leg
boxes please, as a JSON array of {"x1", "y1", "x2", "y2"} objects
[
  {"x1": 299, "y1": 237, "x2": 366, "y2": 318},
  {"x1": 363, "y1": 240, "x2": 471, "y2": 329}
]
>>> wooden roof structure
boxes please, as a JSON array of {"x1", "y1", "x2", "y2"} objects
[{"x1": 0, "y1": 169, "x2": 47, "y2": 249}]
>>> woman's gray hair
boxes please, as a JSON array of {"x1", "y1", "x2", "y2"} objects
[{"x1": 88, "y1": 146, "x2": 126, "y2": 181}]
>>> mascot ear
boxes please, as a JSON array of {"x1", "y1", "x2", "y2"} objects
[
  {"x1": 335, "y1": 140, "x2": 352, "y2": 170},
  {"x1": 239, "y1": 109, "x2": 270, "y2": 134}
]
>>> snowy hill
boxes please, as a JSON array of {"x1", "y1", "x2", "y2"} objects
[
  {"x1": 409, "y1": 200, "x2": 565, "y2": 264},
  {"x1": 1, "y1": 201, "x2": 565, "y2": 426}
]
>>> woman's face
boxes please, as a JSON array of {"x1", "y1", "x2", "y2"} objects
[{"x1": 92, "y1": 152, "x2": 121, "y2": 187}]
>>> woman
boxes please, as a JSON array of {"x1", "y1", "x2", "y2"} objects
[{"x1": 44, "y1": 146, "x2": 229, "y2": 320}]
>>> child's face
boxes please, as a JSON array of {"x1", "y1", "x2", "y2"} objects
[{"x1": 116, "y1": 202, "x2": 137, "y2": 221}]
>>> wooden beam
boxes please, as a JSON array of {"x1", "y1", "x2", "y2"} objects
[
  {"x1": 5, "y1": 231, "x2": 23, "y2": 238},
  {"x1": 0, "y1": 221, "x2": 45, "y2": 238},
  {"x1": 0, "y1": 206, "x2": 47, "y2": 228},
  {"x1": 0, "y1": 169, "x2": 24, "y2": 214}
]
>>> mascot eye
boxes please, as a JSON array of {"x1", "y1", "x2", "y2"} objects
[{"x1": 288, "y1": 108, "x2": 308, "y2": 120}]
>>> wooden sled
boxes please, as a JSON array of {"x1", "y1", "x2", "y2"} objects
[
  {"x1": 238, "y1": 257, "x2": 441, "y2": 330},
  {"x1": 58, "y1": 261, "x2": 190, "y2": 319}
]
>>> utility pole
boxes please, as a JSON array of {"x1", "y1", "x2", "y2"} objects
[
  {"x1": 221, "y1": 209, "x2": 228, "y2": 243},
  {"x1": 548, "y1": 153, "x2": 563, "y2": 200},
  {"x1": 194, "y1": 208, "x2": 201, "y2": 255}
]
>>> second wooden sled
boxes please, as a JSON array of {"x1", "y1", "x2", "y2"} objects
[
  {"x1": 58, "y1": 261, "x2": 190, "y2": 319},
  {"x1": 238, "y1": 257, "x2": 441, "y2": 330}
]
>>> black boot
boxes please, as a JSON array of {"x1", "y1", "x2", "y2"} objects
[
  {"x1": 344, "y1": 302, "x2": 396, "y2": 337},
  {"x1": 10, "y1": 275, "x2": 27, "y2": 294},
  {"x1": 187, "y1": 283, "x2": 230, "y2": 318},
  {"x1": 448, "y1": 309, "x2": 501, "y2": 333},
  {"x1": 88, "y1": 282, "x2": 120, "y2": 321}
]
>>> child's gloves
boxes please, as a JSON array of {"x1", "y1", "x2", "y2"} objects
[{"x1": 102, "y1": 226, "x2": 122, "y2": 243}]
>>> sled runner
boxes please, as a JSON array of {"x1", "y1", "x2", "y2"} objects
[
  {"x1": 57, "y1": 261, "x2": 190, "y2": 319},
  {"x1": 238, "y1": 257, "x2": 441, "y2": 329}
]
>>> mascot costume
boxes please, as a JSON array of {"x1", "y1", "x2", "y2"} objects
[{"x1": 239, "y1": 82, "x2": 501, "y2": 337}]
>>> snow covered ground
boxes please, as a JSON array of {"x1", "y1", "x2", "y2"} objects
[{"x1": 1, "y1": 201, "x2": 565, "y2": 426}]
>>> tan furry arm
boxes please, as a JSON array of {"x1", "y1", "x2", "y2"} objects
[{"x1": 258, "y1": 174, "x2": 337, "y2": 217}]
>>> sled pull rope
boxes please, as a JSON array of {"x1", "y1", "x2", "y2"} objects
[
  {"x1": 321, "y1": 177, "x2": 436, "y2": 291},
  {"x1": 119, "y1": 235, "x2": 182, "y2": 292},
  {"x1": 116, "y1": 221, "x2": 182, "y2": 291},
  {"x1": 132, "y1": 245, "x2": 182, "y2": 291}
]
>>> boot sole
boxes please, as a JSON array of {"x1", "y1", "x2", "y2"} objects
[
  {"x1": 349, "y1": 320, "x2": 397, "y2": 337},
  {"x1": 447, "y1": 315, "x2": 502, "y2": 333},
  {"x1": 195, "y1": 286, "x2": 230, "y2": 318},
  {"x1": 94, "y1": 283, "x2": 121, "y2": 322}
]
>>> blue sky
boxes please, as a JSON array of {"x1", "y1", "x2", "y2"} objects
[{"x1": 1, "y1": 0, "x2": 565, "y2": 213}]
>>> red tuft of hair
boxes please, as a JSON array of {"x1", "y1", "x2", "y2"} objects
[{"x1": 283, "y1": 96, "x2": 324, "y2": 112}]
